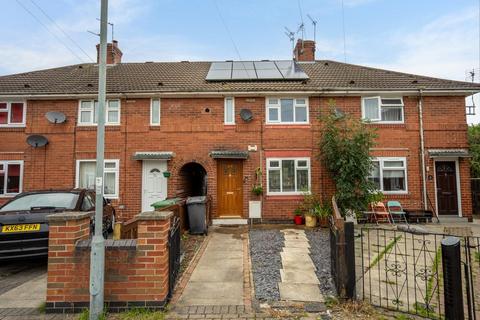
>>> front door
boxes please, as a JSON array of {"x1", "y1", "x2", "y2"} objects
[
  {"x1": 142, "y1": 160, "x2": 167, "y2": 212},
  {"x1": 217, "y1": 160, "x2": 243, "y2": 217},
  {"x1": 435, "y1": 161, "x2": 459, "y2": 215}
]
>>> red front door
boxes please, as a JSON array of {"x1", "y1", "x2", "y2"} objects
[{"x1": 435, "y1": 161, "x2": 458, "y2": 215}]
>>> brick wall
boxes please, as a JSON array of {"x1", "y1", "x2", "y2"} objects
[
  {"x1": 45, "y1": 210, "x2": 171, "y2": 313},
  {"x1": 0, "y1": 94, "x2": 473, "y2": 221}
]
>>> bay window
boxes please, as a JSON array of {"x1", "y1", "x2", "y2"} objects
[
  {"x1": 362, "y1": 97, "x2": 404, "y2": 123},
  {"x1": 78, "y1": 99, "x2": 121, "y2": 125},
  {"x1": 0, "y1": 161, "x2": 23, "y2": 196},
  {"x1": 0, "y1": 102, "x2": 26, "y2": 126},
  {"x1": 76, "y1": 160, "x2": 119, "y2": 198},
  {"x1": 368, "y1": 158, "x2": 407, "y2": 193},
  {"x1": 266, "y1": 98, "x2": 308, "y2": 124},
  {"x1": 267, "y1": 158, "x2": 310, "y2": 194}
]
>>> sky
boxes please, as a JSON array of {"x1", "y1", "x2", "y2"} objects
[{"x1": 1, "y1": 0, "x2": 480, "y2": 122}]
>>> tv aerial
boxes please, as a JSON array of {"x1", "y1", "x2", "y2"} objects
[
  {"x1": 307, "y1": 14, "x2": 318, "y2": 43},
  {"x1": 284, "y1": 27, "x2": 295, "y2": 58}
]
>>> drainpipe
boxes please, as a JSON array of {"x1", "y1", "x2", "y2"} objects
[{"x1": 418, "y1": 89, "x2": 428, "y2": 210}]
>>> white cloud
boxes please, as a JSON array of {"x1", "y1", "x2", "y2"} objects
[{"x1": 366, "y1": 7, "x2": 478, "y2": 81}]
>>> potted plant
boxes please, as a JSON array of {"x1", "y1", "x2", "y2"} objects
[
  {"x1": 294, "y1": 208, "x2": 303, "y2": 225},
  {"x1": 251, "y1": 185, "x2": 263, "y2": 196},
  {"x1": 251, "y1": 167, "x2": 263, "y2": 196},
  {"x1": 300, "y1": 192, "x2": 320, "y2": 228},
  {"x1": 314, "y1": 202, "x2": 332, "y2": 228}
]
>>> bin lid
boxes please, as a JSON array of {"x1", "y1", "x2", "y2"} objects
[
  {"x1": 151, "y1": 198, "x2": 180, "y2": 208},
  {"x1": 186, "y1": 196, "x2": 207, "y2": 204}
]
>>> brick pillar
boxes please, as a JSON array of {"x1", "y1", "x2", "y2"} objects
[
  {"x1": 46, "y1": 211, "x2": 92, "y2": 311},
  {"x1": 134, "y1": 210, "x2": 172, "y2": 303}
]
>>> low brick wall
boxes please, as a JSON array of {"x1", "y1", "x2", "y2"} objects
[{"x1": 45, "y1": 210, "x2": 172, "y2": 313}]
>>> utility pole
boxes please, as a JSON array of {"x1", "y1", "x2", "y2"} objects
[{"x1": 89, "y1": 0, "x2": 108, "y2": 319}]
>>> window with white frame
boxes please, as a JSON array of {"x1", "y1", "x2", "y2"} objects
[
  {"x1": 76, "y1": 160, "x2": 119, "y2": 198},
  {"x1": 362, "y1": 97, "x2": 404, "y2": 123},
  {"x1": 224, "y1": 97, "x2": 235, "y2": 124},
  {"x1": 267, "y1": 158, "x2": 310, "y2": 194},
  {"x1": 78, "y1": 100, "x2": 120, "y2": 125},
  {"x1": 266, "y1": 98, "x2": 308, "y2": 124},
  {"x1": 368, "y1": 158, "x2": 407, "y2": 193},
  {"x1": 0, "y1": 161, "x2": 23, "y2": 196},
  {"x1": 151, "y1": 99, "x2": 161, "y2": 125},
  {"x1": 0, "y1": 102, "x2": 26, "y2": 126}
]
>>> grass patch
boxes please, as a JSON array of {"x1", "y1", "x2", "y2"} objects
[
  {"x1": 324, "y1": 295, "x2": 339, "y2": 309},
  {"x1": 426, "y1": 247, "x2": 442, "y2": 303},
  {"x1": 37, "y1": 301, "x2": 46, "y2": 314},
  {"x1": 475, "y1": 251, "x2": 480, "y2": 263},
  {"x1": 77, "y1": 308, "x2": 108, "y2": 320},
  {"x1": 368, "y1": 235, "x2": 402, "y2": 270},
  {"x1": 119, "y1": 308, "x2": 165, "y2": 320}
]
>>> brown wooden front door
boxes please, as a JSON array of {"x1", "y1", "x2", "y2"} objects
[
  {"x1": 217, "y1": 160, "x2": 243, "y2": 217},
  {"x1": 435, "y1": 161, "x2": 459, "y2": 215}
]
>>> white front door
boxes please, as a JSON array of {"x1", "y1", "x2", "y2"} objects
[{"x1": 142, "y1": 160, "x2": 168, "y2": 212}]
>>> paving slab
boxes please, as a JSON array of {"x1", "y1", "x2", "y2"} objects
[
  {"x1": 178, "y1": 281, "x2": 244, "y2": 306},
  {"x1": 0, "y1": 274, "x2": 46, "y2": 308},
  {"x1": 278, "y1": 283, "x2": 324, "y2": 302},
  {"x1": 280, "y1": 269, "x2": 320, "y2": 284}
]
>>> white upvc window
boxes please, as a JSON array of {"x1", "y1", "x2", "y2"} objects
[
  {"x1": 361, "y1": 97, "x2": 404, "y2": 123},
  {"x1": 368, "y1": 157, "x2": 408, "y2": 194},
  {"x1": 0, "y1": 101, "x2": 26, "y2": 127},
  {"x1": 78, "y1": 99, "x2": 121, "y2": 125},
  {"x1": 76, "y1": 159, "x2": 119, "y2": 199},
  {"x1": 150, "y1": 98, "x2": 161, "y2": 125},
  {"x1": 266, "y1": 98, "x2": 309, "y2": 124},
  {"x1": 224, "y1": 97, "x2": 235, "y2": 124},
  {"x1": 267, "y1": 158, "x2": 310, "y2": 195},
  {"x1": 0, "y1": 161, "x2": 23, "y2": 196}
]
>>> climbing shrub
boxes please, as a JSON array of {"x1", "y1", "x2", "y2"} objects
[{"x1": 319, "y1": 106, "x2": 381, "y2": 214}]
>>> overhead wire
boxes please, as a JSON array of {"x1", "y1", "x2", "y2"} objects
[
  {"x1": 29, "y1": 0, "x2": 95, "y2": 62},
  {"x1": 341, "y1": 0, "x2": 347, "y2": 63},
  {"x1": 15, "y1": 0, "x2": 86, "y2": 63},
  {"x1": 213, "y1": 0, "x2": 249, "y2": 74}
]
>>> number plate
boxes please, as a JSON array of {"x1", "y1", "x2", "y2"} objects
[{"x1": 1, "y1": 224, "x2": 41, "y2": 233}]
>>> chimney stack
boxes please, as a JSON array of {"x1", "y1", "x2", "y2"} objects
[
  {"x1": 293, "y1": 39, "x2": 315, "y2": 62},
  {"x1": 96, "y1": 40, "x2": 122, "y2": 64}
]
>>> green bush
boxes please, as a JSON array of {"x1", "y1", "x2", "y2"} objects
[{"x1": 319, "y1": 106, "x2": 381, "y2": 214}]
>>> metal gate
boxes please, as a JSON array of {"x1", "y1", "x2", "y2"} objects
[
  {"x1": 168, "y1": 216, "x2": 181, "y2": 299},
  {"x1": 356, "y1": 227, "x2": 480, "y2": 319}
]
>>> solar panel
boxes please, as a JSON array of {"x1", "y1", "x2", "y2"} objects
[{"x1": 205, "y1": 60, "x2": 308, "y2": 81}]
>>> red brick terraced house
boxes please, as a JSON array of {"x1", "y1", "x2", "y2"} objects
[{"x1": 0, "y1": 39, "x2": 479, "y2": 222}]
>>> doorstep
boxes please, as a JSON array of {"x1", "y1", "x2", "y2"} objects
[
  {"x1": 437, "y1": 215, "x2": 469, "y2": 223},
  {"x1": 212, "y1": 218, "x2": 248, "y2": 225}
]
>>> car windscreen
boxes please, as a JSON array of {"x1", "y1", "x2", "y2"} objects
[{"x1": 0, "y1": 193, "x2": 79, "y2": 211}]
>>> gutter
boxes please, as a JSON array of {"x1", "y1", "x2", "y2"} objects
[
  {"x1": 0, "y1": 89, "x2": 479, "y2": 100},
  {"x1": 418, "y1": 89, "x2": 428, "y2": 210}
]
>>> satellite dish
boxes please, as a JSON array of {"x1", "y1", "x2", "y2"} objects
[
  {"x1": 26, "y1": 135, "x2": 49, "y2": 148},
  {"x1": 240, "y1": 109, "x2": 253, "y2": 122},
  {"x1": 45, "y1": 111, "x2": 66, "y2": 124}
]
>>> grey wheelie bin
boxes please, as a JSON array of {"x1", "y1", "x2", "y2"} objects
[{"x1": 186, "y1": 196, "x2": 208, "y2": 235}]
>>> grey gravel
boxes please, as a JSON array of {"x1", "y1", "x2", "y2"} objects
[
  {"x1": 306, "y1": 229, "x2": 337, "y2": 296},
  {"x1": 249, "y1": 229, "x2": 284, "y2": 301}
]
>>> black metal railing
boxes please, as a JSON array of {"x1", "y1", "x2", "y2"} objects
[
  {"x1": 168, "y1": 216, "x2": 181, "y2": 299},
  {"x1": 355, "y1": 227, "x2": 480, "y2": 319}
]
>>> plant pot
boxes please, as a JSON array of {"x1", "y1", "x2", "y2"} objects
[
  {"x1": 318, "y1": 217, "x2": 329, "y2": 228},
  {"x1": 305, "y1": 214, "x2": 317, "y2": 228},
  {"x1": 294, "y1": 215, "x2": 303, "y2": 225}
]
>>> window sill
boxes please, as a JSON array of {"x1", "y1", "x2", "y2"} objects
[
  {"x1": 77, "y1": 126, "x2": 121, "y2": 131},
  {"x1": 224, "y1": 124, "x2": 236, "y2": 129},
  {"x1": 149, "y1": 126, "x2": 161, "y2": 130},
  {"x1": 265, "y1": 194, "x2": 305, "y2": 200},
  {"x1": 367, "y1": 123, "x2": 406, "y2": 128},
  {"x1": 264, "y1": 124, "x2": 311, "y2": 129},
  {"x1": 0, "y1": 127, "x2": 25, "y2": 132}
]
